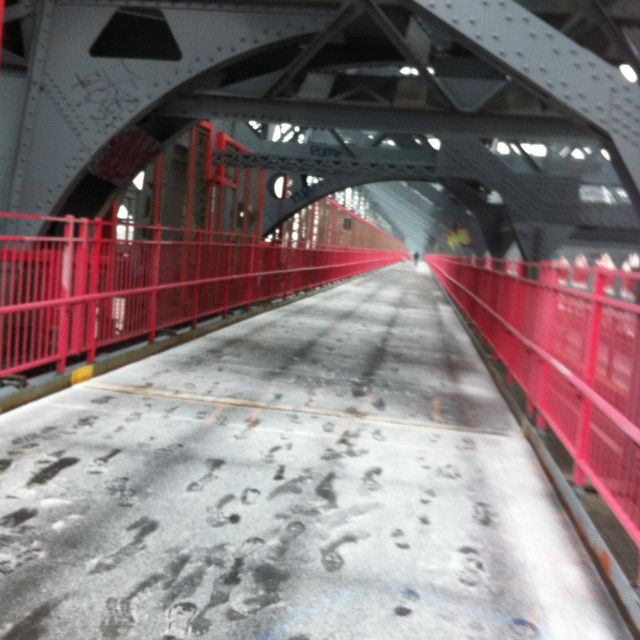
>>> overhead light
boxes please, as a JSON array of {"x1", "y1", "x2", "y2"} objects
[
  {"x1": 426, "y1": 66, "x2": 436, "y2": 76},
  {"x1": 414, "y1": 136, "x2": 423, "y2": 145},
  {"x1": 400, "y1": 66, "x2": 419, "y2": 76},
  {"x1": 132, "y1": 171, "x2": 145, "y2": 190},
  {"x1": 619, "y1": 63, "x2": 638, "y2": 83},
  {"x1": 427, "y1": 137, "x2": 441, "y2": 150},
  {"x1": 520, "y1": 143, "x2": 547, "y2": 158},
  {"x1": 601, "y1": 148, "x2": 611, "y2": 161},
  {"x1": 496, "y1": 141, "x2": 510, "y2": 155},
  {"x1": 571, "y1": 148, "x2": 586, "y2": 160},
  {"x1": 510, "y1": 143, "x2": 522, "y2": 155}
]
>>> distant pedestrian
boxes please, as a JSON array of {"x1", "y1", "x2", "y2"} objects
[{"x1": 413, "y1": 251, "x2": 420, "y2": 266}]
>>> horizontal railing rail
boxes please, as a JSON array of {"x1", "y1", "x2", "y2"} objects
[
  {"x1": 1, "y1": 212, "x2": 408, "y2": 379},
  {"x1": 427, "y1": 254, "x2": 640, "y2": 584}
]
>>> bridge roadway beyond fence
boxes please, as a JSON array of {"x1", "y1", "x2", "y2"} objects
[{"x1": 0, "y1": 262, "x2": 633, "y2": 640}]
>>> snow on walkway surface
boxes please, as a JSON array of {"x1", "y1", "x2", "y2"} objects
[{"x1": 0, "y1": 262, "x2": 632, "y2": 640}]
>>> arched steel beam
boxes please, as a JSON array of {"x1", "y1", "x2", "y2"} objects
[
  {"x1": 5, "y1": 2, "x2": 340, "y2": 233},
  {"x1": 227, "y1": 133, "x2": 636, "y2": 259},
  {"x1": 261, "y1": 170, "x2": 432, "y2": 236}
]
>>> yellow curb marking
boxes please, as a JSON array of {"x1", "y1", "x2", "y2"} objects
[{"x1": 71, "y1": 365, "x2": 94, "y2": 385}]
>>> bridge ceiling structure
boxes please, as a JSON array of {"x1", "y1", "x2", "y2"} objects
[{"x1": 1, "y1": 0, "x2": 640, "y2": 259}]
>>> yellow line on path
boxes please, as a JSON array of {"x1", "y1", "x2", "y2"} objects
[{"x1": 82, "y1": 380, "x2": 508, "y2": 437}]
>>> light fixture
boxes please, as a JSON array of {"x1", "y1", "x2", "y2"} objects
[
  {"x1": 619, "y1": 63, "x2": 638, "y2": 83},
  {"x1": 496, "y1": 141, "x2": 510, "y2": 155},
  {"x1": 520, "y1": 143, "x2": 547, "y2": 158},
  {"x1": 601, "y1": 148, "x2": 611, "y2": 161},
  {"x1": 132, "y1": 171, "x2": 145, "y2": 190},
  {"x1": 427, "y1": 137, "x2": 441, "y2": 150}
]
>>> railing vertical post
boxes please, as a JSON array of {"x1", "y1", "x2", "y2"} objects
[
  {"x1": 148, "y1": 225, "x2": 162, "y2": 342},
  {"x1": 573, "y1": 269, "x2": 606, "y2": 487},
  {"x1": 628, "y1": 333, "x2": 640, "y2": 428},
  {"x1": 56, "y1": 215, "x2": 74, "y2": 373},
  {"x1": 71, "y1": 218, "x2": 90, "y2": 357},
  {"x1": 86, "y1": 219, "x2": 102, "y2": 362},
  {"x1": 222, "y1": 237, "x2": 230, "y2": 317},
  {"x1": 246, "y1": 236, "x2": 256, "y2": 310},
  {"x1": 534, "y1": 262, "x2": 558, "y2": 430},
  {"x1": 192, "y1": 229, "x2": 202, "y2": 328},
  {"x1": 627, "y1": 270, "x2": 640, "y2": 427}
]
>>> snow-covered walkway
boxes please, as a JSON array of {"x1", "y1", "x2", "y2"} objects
[{"x1": 0, "y1": 262, "x2": 631, "y2": 640}]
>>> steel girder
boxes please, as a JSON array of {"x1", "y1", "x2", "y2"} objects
[
  {"x1": 2, "y1": 0, "x2": 638, "y2": 261},
  {"x1": 160, "y1": 95, "x2": 595, "y2": 139},
  {"x1": 404, "y1": 0, "x2": 640, "y2": 213},
  {"x1": 4, "y1": 2, "x2": 338, "y2": 234},
  {"x1": 223, "y1": 131, "x2": 635, "y2": 259},
  {"x1": 210, "y1": 146, "x2": 438, "y2": 177}
]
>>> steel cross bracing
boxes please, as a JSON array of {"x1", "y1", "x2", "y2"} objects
[
  {"x1": 226, "y1": 122, "x2": 635, "y2": 259},
  {"x1": 404, "y1": 0, "x2": 640, "y2": 210},
  {"x1": 1, "y1": 0, "x2": 639, "y2": 260}
]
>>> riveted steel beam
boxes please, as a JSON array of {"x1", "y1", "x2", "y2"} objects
[
  {"x1": 5, "y1": 2, "x2": 340, "y2": 233},
  {"x1": 229, "y1": 124, "x2": 636, "y2": 258},
  {"x1": 263, "y1": 0, "x2": 365, "y2": 98},
  {"x1": 588, "y1": 0, "x2": 640, "y2": 70},
  {"x1": 162, "y1": 94, "x2": 595, "y2": 139},
  {"x1": 354, "y1": 0, "x2": 455, "y2": 108},
  {"x1": 210, "y1": 148, "x2": 437, "y2": 175},
  {"x1": 403, "y1": 0, "x2": 640, "y2": 214}
]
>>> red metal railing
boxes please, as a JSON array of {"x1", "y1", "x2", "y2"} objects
[
  {"x1": 0, "y1": 209, "x2": 407, "y2": 378},
  {"x1": 428, "y1": 255, "x2": 640, "y2": 577}
]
